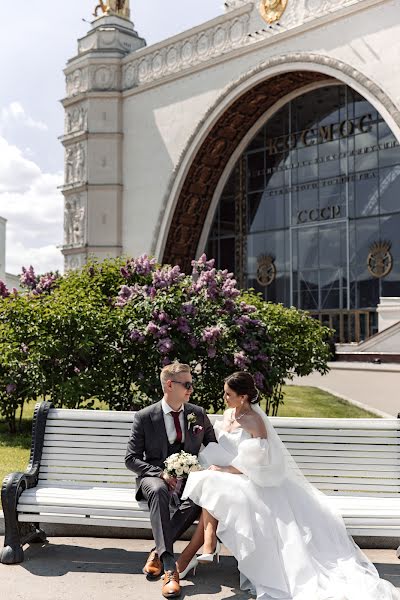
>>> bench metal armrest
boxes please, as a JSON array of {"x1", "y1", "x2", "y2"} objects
[{"x1": 1, "y1": 401, "x2": 53, "y2": 564}]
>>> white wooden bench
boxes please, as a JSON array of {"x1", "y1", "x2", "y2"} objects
[{"x1": 1, "y1": 402, "x2": 400, "y2": 564}]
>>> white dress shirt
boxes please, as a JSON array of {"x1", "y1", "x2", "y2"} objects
[{"x1": 161, "y1": 398, "x2": 185, "y2": 444}]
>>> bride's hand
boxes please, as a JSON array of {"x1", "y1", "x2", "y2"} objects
[{"x1": 208, "y1": 464, "x2": 224, "y2": 472}]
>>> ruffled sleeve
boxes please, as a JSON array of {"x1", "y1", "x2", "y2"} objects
[{"x1": 231, "y1": 437, "x2": 286, "y2": 487}]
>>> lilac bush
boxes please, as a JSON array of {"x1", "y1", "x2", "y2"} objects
[{"x1": 0, "y1": 254, "x2": 331, "y2": 426}]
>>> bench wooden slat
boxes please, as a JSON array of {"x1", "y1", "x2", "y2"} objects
[
  {"x1": 18, "y1": 514, "x2": 152, "y2": 528},
  {"x1": 272, "y1": 418, "x2": 399, "y2": 429},
  {"x1": 281, "y1": 436, "x2": 400, "y2": 445},
  {"x1": 285, "y1": 443, "x2": 400, "y2": 453},
  {"x1": 46, "y1": 419, "x2": 133, "y2": 430}
]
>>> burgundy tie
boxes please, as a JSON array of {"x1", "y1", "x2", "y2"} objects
[{"x1": 171, "y1": 411, "x2": 183, "y2": 444}]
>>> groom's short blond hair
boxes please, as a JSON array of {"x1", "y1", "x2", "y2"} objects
[{"x1": 160, "y1": 362, "x2": 191, "y2": 391}]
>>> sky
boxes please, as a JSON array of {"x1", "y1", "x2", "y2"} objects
[{"x1": 0, "y1": 0, "x2": 222, "y2": 276}]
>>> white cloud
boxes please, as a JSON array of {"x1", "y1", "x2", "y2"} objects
[
  {"x1": 0, "y1": 135, "x2": 63, "y2": 275},
  {"x1": 0, "y1": 102, "x2": 48, "y2": 132}
]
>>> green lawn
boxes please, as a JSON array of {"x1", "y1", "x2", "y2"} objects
[{"x1": 0, "y1": 387, "x2": 378, "y2": 485}]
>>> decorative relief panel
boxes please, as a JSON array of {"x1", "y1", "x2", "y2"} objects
[
  {"x1": 65, "y1": 142, "x2": 87, "y2": 186},
  {"x1": 66, "y1": 67, "x2": 89, "y2": 97},
  {"x1": 64, "y1": 194, "x2": 87, "y2": 247},
  {"x1": 65, "y1": 105, "x2": 88, "y2": 135},
  {"x1": 122, "y1": 13, "x2": 251, "y2": 90},
  {"x1": 64, "y1": 253, "x2": 87, "y2": 271}
]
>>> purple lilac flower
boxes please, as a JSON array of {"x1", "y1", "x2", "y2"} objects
[
  {"x1": 256, "y1": 353, "x2": 269, "y2": 363},
  {"x1": 74, "y1": 367, "x2": 81, "y2": 375},
  {"x1": 201, "y1": 325, "x2": 223, "y2": 344},
  {"x1": 125, "y1": 255, "x2": 157, "y2": 277},
  {"x1": 242, "y1": 339, "x2": 259, "y2": 353},
  {"x1": 115, "y1": 285, "x2": 136, "y2": 307},
  {"x1": 37, "y1": 273, "x2": 58, "y2": 293},
  {"x1": 189, "y1": 335, "x2": 198, "y2": 349},
  {"x1": 191, "y1": 254, "x2": 215, "y2": 273},
  {"x1": 253, "y1": 372, "x2": 265, "y2": 390},
  {"x1": 6, "y1": 383, "x2": 16, "y2": 394},
  {"x1": 0, "y1": 281, "x2": 10, "y2": 298},
  {"x1": 158, "y1": 338, "x2": 174, "y2": 354},
  {"x1": 182, "y1": 302, "x2": 196, "y2": 316},
  {"x1": 234, "y1": 351, "x2": 250, "y2": 369},
  {"x1": 146, "y1": 322, "x2": 159, "y2": 336},
  {"x1": 152, "y1": 265, "x2": 184, "y2": 289},
  {"x1": 120, "y1": 267, "x2": 129, "y2": 279},
  {"x1": 20, "y1": 266, "x2": 38, "y2": 289},
  {"x1": 176, "y1": 317, "x2": 190, "y2": 334},
  {"x1": 130, "y1": 329, "x2": 145, "y2": 343},
  {"x1": 162, "y1": 357, "x2": 172, "y2": 366},
  {"x1": 207, "y1": 347, "x2": 216, "y2": 358},
  {"x1": 239, "y1": 302, "x2": 257, "y2": 314}
]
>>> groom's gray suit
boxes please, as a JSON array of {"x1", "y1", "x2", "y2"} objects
[{"x1": 125, "y1": 401, "x2": 216, "y2": 558}]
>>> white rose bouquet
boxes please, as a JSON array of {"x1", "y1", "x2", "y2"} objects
[{"x1": 164, "y1": 451, "x2": 202, "y2": 479}]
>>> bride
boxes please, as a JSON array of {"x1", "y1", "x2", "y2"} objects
[{"x1": 176, "y1": 371, "x2": 400, "y2": 600}]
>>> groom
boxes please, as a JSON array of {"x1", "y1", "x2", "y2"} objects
[{"x1": 125, "y1": 362, "x2": 216, "y2": 598}]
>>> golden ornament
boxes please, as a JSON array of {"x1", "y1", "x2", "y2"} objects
[{"x1": 259, "y1": 0, "x2": 288, "y2": 24}]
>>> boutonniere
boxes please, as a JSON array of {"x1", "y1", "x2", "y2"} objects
[
  {"x1": 187, "y1": 412, "x2": 197, "y2": 430},
  {"x1": 192, "y1": 425, "x2": 203, "y2": 436}
]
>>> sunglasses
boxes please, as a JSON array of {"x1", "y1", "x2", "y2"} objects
[{"x1": 171, "y1": 380, "x2": 194, "y2": 390}]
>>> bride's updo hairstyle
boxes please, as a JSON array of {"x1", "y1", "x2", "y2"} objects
[{"x1": 224, "y1": 371, "x2": 259, "y2": 404}]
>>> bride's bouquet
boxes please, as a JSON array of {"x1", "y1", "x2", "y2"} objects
[
  {"x1": 164, "y1": 451, "x2": 202, "y2": 507},
  {"x1": 164, "y1": 451, "x2": 202, "y2": 479}
]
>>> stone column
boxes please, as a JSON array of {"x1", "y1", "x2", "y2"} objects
[
  {"x1": 0, "y1": 216, "x2": 6, "y2": 282},
  {"x1": 61, "y1": 14, "x2": 146, "y2": 270}
]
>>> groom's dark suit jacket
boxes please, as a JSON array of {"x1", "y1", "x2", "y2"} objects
[{"x1": 125, "y1": 400, "x2": 217, "y2": 500}]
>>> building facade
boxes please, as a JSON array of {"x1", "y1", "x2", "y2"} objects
[
  {"x1": 61, "y1": 0, "x2": 400, "y2": 342},
  {"x1": 0, "y1": 217, "x2": 20, "y2": 290}
]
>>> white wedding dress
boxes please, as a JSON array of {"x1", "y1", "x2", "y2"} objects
[{"x1": 182, "y1": 410, "x2": 400, "y2": 600}]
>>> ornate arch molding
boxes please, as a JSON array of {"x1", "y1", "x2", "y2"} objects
[{"x1": 158, "y1": 53, "x2": 400, "y2": 270}]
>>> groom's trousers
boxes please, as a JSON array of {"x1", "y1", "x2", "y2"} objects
[{"x1": 141, "y1": 477, "x2": 201, "y2": 557}]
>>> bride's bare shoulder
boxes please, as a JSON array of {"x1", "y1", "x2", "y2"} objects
[{"x1": 244, "y1": 410, "x2": 267, "y2": 439}]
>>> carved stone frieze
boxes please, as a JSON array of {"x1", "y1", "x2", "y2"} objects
[
  {"x1": 65, "y1": 142, "x2": 87, "y2": 186},
  {"x1": 64, "y1": 253, "x2": 87, "y2": 271},
  {"x1": 122, "y1": 12, "x2": 251, "y2": 90},
  {"x1": 64, "y1": 194, "x2": 87, "y2": 247},
  {"x1": 66, "y1": 67, "x2": 89, "y2": 97},
  {"x1": 65, "y1": 105, "x2": 88, "y2": 135}
]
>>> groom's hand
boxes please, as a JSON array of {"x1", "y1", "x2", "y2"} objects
[{"x1": 161, "y1": 473, "x2": 178, "y2": 491}]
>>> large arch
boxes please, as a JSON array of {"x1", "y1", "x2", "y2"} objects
[{"x1": 156, "y1": 53, "x2": 400, "y2": 271}]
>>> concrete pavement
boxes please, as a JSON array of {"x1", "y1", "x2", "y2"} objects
[
  {"x1": 290, "y1": 362, "x2": 400, "y2": 417},
  {"x1": 0, "y1": 537, "x2": 399, "y2": 600}
]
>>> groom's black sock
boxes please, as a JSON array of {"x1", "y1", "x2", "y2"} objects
[{"x1": 161, "y1": 551, "x2": 176, "y2": 572}]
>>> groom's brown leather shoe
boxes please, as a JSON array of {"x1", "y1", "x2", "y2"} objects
[
  {"x1": 143, "y1": 549, "x2": 162, "y2": 579},
  {"x1": 161, "y1": 570, "x2": 181, "y2": 598}
]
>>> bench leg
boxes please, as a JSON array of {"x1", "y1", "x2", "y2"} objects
[
  {"x1": 396, "y1": 546, "x2": 400, "y2": 560},
  {"x1": 28, "y1": 526, "x2": 47, "y2": 544},
  {"x1": 1, "y1": 475, "x2": 25, "y2": 564}
]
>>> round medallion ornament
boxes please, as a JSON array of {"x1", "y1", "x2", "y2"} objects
[
  {"x1": 367, "y1": 241, "x2": 393, "y2": 279},
  {"x1": 259, "y1": 0, "x2": 288, "y2": 24},
  {"x1": 257, "y1": 255, "x2": 277, "y2": 287}
]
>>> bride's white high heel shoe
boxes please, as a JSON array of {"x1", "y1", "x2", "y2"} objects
[
  {"x1": 197, "y1": 540, "x2": 221, "y2": 564},
  {"x1": 179, "y1": 557, "x2": 198, "y2": 578}
]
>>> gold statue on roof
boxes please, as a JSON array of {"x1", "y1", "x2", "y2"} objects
[
  {"x1": 259, "y1": 0, "x2": 288, "y2": 24},
  {"x1": 93, "y1": 0, "x2": 130, "y2": 19}
]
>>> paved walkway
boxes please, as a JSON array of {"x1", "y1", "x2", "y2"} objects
[
  {"x1": 1, "y1": 537, "x2": 399, "y2": 600},
  {"x1": 291, "y1": 362, "x2": 400, "y2": 417}
]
